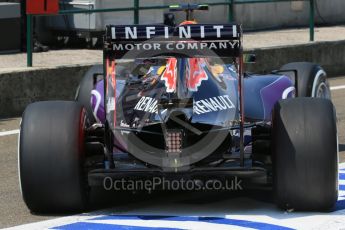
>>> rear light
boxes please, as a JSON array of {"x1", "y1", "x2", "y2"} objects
[{"x1": 165, "y1": 130, "x2": 183, "y2": 153}]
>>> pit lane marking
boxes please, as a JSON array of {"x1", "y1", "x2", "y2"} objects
[
  {"x1": 0, "y1": 129, "x2": 19, "y2": 137},
  {"x1": 5, "y1": 163, "x2": 345, "y2": 230},
  {"x1": 330, "y1": 85, "x2": 345, "y2": 91}
]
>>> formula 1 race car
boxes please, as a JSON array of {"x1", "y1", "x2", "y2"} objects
[{"x1": 19, "y1": 4, "x2": 338, "y2": 213}]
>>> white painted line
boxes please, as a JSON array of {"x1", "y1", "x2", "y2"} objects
[
  {"x1": 339, "y1": 162, "x2": 345, "y2": 168},
  {"x1": 0, "y1": 129, "x2": 20, "y2": 137},
  {"x1": 331, "y1": 85, "x2": 345, "y2": 91},
  {"x1": 339, "y1": 190, "x2": 345, "y2": 197}
]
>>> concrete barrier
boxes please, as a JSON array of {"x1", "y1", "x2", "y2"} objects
[
  {"x1": 0, "y1": 65, "x2": 92, "y2": 118},
  {"x1": 245, "y1": 40, "x2": 345, "y2": 76},
  {"x1": 1, "y1": 40, "x2": 345, "y2": 118}
]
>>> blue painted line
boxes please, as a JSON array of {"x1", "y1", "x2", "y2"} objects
[
  {"x1": 339, "y1": 173, "x2": 345, "y2": 180},
  {"x1": 340, "y1": 184, "x2": 345, "y2": 191},
  {"x1": 335, "y1": 199, "x2": 345, "y2": 211},
  {"x1": 90, "y1": 215, "x2": 294, "y2": 230},
  {"x1": 51, "y1": 222, "x2": 181, "y2": 230},
  {"x1": 50, "y1": 170, "x2": 345, "y2": 229},
  {"x1": 199, "y1": 217, "x2": 294, "y2": 230}
]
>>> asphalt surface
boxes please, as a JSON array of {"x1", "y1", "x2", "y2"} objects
[{"x1": 0, "y1": 77, "x2": 345, "y2": 228}]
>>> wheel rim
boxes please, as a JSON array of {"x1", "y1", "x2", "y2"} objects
[{"x1": 315, "y1": 82, "x2": 331, "y2": 99}]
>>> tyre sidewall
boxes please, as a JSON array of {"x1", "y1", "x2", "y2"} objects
[
  {"x1": 272, "y1": 98, "x2": 338, "y2": 211},
  {"x1": 19, "y1": 101, "x2": 88, "y2": 213}
]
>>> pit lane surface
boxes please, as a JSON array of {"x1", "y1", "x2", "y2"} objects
[{"x1": 0, "y1": 77, "x2": 345, "y2": 229}]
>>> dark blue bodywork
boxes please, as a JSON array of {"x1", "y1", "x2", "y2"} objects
[{"x1": 91, "y1": 60, "x2": 294, "y2": 126}]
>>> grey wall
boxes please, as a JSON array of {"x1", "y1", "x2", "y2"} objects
[
  {"x1": 163, "y1": 0, "x2": 345, "y2": 29},
  {"x1": 234, "y1": 0, "x2": 345, "y2": 30},
  {"x1": 39, "y1": 0, "x2": 345, "y2": 43},
  {"x1": 47, "y1": 0, "x2": 164, "y2": 31}
]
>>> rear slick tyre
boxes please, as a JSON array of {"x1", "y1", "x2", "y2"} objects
[
  {"x1": 280, "y1": 62, "x2": 330, "y2": 99},
  {"x1": 19, "y1": 101, "x2": 88, "y2": 213},
  {"x1": 272, "y1": 97, "x2": 338, "y2": 211}
]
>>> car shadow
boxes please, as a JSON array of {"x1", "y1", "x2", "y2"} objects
[{"x1": 28, "y1": 177, "x2": 345, "y2": 224}]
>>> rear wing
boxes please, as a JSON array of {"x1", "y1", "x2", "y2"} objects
[
  {"x1": 104, "y1": 24, "x2": 242, "y2": 59},
  {"x1": 103, "y1": 24, "x2": 246, "y2": 167}
]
